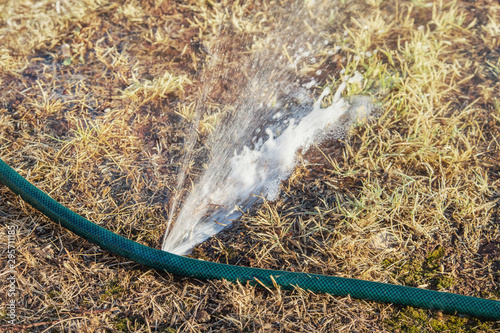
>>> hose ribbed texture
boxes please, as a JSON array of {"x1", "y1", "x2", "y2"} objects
[{"x1": 0, "y1": 159, "x2": 499, "y2": 320}]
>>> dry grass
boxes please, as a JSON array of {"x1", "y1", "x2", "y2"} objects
[{"x1": 0, "y1": 0, "x2": 499, "y2": 332}]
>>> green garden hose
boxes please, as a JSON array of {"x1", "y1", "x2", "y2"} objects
[{"x1": 1, "y1": 158, "x2": 499, "y2": 320}]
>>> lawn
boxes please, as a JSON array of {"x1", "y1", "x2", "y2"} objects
[{"x1": 0, "y1": 0, "x2": 499, "y2": 331}]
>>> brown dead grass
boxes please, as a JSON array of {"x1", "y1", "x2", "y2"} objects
[{"x1": 0, "y1": 0, "x2": 499, "y2": 332}]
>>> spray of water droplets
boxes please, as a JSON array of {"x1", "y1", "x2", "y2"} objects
[{"x1": 162, "y1": 1, "x2": 375, "y2": 254}]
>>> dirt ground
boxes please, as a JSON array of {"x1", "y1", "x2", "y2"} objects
[{"x1": 0, "y1": 0, "x2": 499, "y2": 331}]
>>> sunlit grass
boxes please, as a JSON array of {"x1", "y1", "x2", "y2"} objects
[{"x1": 0, "y1": 0, "x2": 498, "y2": 331}]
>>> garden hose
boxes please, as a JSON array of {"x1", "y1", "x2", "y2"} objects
[{"x1": 1, "y1": 158, "x2": 499, "y2": 320}]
